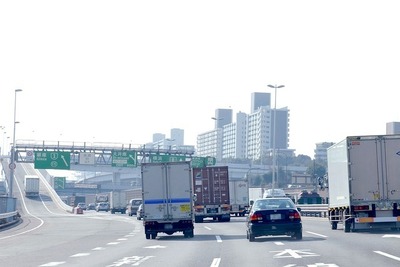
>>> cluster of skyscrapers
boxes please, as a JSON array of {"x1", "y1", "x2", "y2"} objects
[
  {"x1": 196, "y1": 92, "x2": 290, "y2": 162},
  {"x1": 148, "y1": 92, "x2": 400, "y2": 162}
]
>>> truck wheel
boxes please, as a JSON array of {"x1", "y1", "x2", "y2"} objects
[
  {"x1": 195, "y1": 217, "x2": 203, "y2": 223},
  {"x1": 344, "y1": 222, "x2": 351, "y2": 233},
  {"x1": 331, "y1": 222, "x2": 337, "y2": 230},
  {"x1": 151, "y1": 233, "x2": 157, "y2": 239},
  {"x1": 189, "y1": 230, "x2": 194, "y2": 238},
  {"x1": 145, "y1": 233, "x2": 150, "y2": 240}
]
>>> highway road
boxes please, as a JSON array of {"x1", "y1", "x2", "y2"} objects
[{"x1": 1, "y1": 164, "x2": 400, "y2": 267}]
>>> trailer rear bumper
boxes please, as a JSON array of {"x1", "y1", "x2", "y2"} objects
[{"x1": 144, "y1": 220, "x2": 194, "y2": 235}]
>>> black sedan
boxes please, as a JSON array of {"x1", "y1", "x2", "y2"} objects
[{"x1": 246, "y1": 197, "x2": 302, "y2": 242}]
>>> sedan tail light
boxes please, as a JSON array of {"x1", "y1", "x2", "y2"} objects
[
  {"x1": 249, "y1": 212, "x2": 263, "y2": 221},
  {"x1": 289, "y1": 211, "x2": 301, "y2": 220}
]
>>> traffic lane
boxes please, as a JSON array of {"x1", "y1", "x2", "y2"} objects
[
  {"x1": 296, "y1": 217, "x2": 400, "y2": 266},
  {"x1": 128, "y1": 221, "x2": 236, "y2": 267},
  {"x1": 0, "y1": 213, "x2": 140, "y2": 267},
  {"x1": 205, "y1": 216, "x2": 400, "y2": 266}
]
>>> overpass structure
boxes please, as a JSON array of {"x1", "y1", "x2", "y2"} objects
[{"x1": 13, "y1": 139, "x2": 309, "y2": 196}]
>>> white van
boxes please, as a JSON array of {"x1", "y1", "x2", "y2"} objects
[
  {"x1": 263, "y1": 188, "x2": 286, "y2": 198},
  {"x1": 127, "y1": 198, "x2": 142, "y2": 216}
]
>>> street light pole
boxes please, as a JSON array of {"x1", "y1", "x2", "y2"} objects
[
  {"x1": 9, "y1": 89, "x2": 22, "y2": 197},
  {"x1": 0, "y1": 126, "x2": 5, "y2": 156},
  {"x1": 267, "y1": 84, "x2": 284, "y2": 194}
]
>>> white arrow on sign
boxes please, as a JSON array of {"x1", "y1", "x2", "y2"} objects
[
  {"x1": 144, "y1": 245, "x2": 166, "y2": 249},
  {"x1": 61, "y1": 155, "x2": 69, "y2": 167}
]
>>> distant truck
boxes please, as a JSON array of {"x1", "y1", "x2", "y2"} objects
[
  {"x1": 192, "y1": 166, "x2": 231, "y2": 223},
  {"x1": 95, "y1": 193, "x2": 109, "y2": 204},
  {"x1": 24, "y1": 175, "x2": 40, "y2": 197},
  {"x1": 327, "y1": 135, "x2": 400, "y2": 232},
  {"x1": 141, "y1": 162, "x2": 194, "y2": 239},
  {"x1": 229, "y1": 179, "x2": 249, "y2": 216},
  {"x1": 68, "y1": 195, "x2": 86, "y2": 207},
  {"x1": 109, "y1": 191, "x2": 127, "y2": 214}
]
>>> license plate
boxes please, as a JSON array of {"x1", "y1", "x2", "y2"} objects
[
  {"x1": 164, "y1": 224, "x2": 173, "y2": 230},
  {"x1": 270, "y1": 214, "x2": 281, "y2": 220}
]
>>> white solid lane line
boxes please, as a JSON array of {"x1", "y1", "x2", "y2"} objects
[
  {"x1": 210, "y1": 258, "x2": 221, "y2": 267},
  {"x1": 374, "y1": 251, "x2": 400, "y2": 262},
  {"x1": 306, "y1": 231, "x2": 328, "y2": 238}
]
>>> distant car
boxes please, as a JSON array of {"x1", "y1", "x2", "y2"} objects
[
  {"x1": 246, "y1": 197, "x2": 302, "y2": 242},
  {"x1": 136, "y1": 204, "x2": 144, "y2": 220},
  {"x1": 87, "y1": 203, "x2": 96, "y2": 210},
  {"x1": 96, "y1": 202, "x2": 110, "y2": 212},
  {"x1": 76, "y1": 203, "x2": 87, "y2": 210},
  {"x1": 127, "y1": 198, "x2": 142, "y2": 216}
]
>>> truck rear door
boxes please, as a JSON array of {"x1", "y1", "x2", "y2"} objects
[
  {"x1": 349, "y1": 136, "x2": 400, "y2": 201},
  {"x1": 166, "y1": 162, "x2": 192, "y2": 220}
]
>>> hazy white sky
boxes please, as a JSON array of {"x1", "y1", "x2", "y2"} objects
[{"x1": 1, "y1": 1, "x2": 399, "y2": 157}]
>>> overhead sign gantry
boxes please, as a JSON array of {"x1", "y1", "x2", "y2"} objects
[{"x1": 14, "y1": 140, "x2": 216, "y2": 170}]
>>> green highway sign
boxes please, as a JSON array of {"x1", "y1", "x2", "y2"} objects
[
  {"x1": 34, "y1": 151, "x2": 71, "y2": 170},
  {"x1": 149, "y1": 154, "x2": 187, "y2": 163},
  {"x1": 111, "y1": 150, "x2": 137, "y2": 167},
  {"x1": 191, "y1": 156, "x2": 216, "y2": 168},
  {"x1": 205, "y1": 156, "x2": 216, "y2": 166},
  {"x1": 53, "y1": 176, "x2": 66, "y2": 189}
]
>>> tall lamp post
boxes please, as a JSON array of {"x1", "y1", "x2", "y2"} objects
[
  {"x1": 9, "y1": 89, "x2": 22, "y2": 197},
  {"x1": 0, "y1": 126, "x2": 5, "y2": 156},
  {"x1": 267, "y1": 84, "x2": 284, "y2": 194}
]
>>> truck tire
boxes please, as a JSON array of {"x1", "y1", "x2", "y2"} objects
[
  {"x1": 183, "y1": 230, "x2": 194, "y2": 238},
  {"x1": 331, "y1": 222, "x2": 337, "y2": 230},
  {"x1": 344, "y1": 221, "x2": 351, "y2": 233},
  {"x1": 151, "y1": 233, "x2": 157, "y2": 239},
  {"x1": 145, "y1": 233, "x2": 150, "y2": 239},
  {"x1": 195, "y1": 216, "x2": 203, "y2": 223}
]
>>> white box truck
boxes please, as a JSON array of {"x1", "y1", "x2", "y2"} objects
[
  {"x1": 24, "y1": 175, "x2": 40, "y2": 197},
  {"x1": 229, "y1": 179, "x2": 249, "y2": 216},
  {"x1": 109, "y1": 191, "x2": 127, "y2": 214},
  {"x1": 327, "y1": 135, "x2": 400, "y2": 232},
  {"x1": 141, "y1": 162, "x2": 194, "y2": 239}
]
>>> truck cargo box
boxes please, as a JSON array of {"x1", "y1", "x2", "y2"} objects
[
  {"x1": 141, "y1": 162, "x2": 194, "y2": 239},
  {"x1": 327, "y1": 135, "x2": 400, "y2": 232},
  {"x1": 24, "y1": 175, "x2": 40, "y2": 198},
  {"x1": 192, "y1": 166, "x2": 231, "y2": 222}
]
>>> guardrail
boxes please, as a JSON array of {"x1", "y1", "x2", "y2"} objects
[
  {"x1": 0, "y1": 210, "x2": 20, "y2": 228},
  {"x1": 297, "y1": 204, "x2": 328, "y2": 217},
  {"x1": 0, "y1": 210, "x2": 18, "y2": 220}
]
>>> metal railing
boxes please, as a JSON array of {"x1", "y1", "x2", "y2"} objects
[{"x1": 297, "y1": 204, "x2": 328, "y2": 217}]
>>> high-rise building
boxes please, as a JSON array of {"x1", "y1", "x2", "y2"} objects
[
  {"x1": 386, "y1": 122, "x2": 400, "y2": 134},
  {"x1": 170, "y1": 128, "x2": 184, "y2": 146},
  {"x1": 251, "y1": 92, "x2": 271, "y2": 112},
  {"x1": 314, "y1": 142, "x2": 334, "y2": 162},
  {"x1": 197, "y1": 92, "x2": 290, "y2": 161},
  {"x1": 213, "y1": 109, "x2": 233, "y2": 129},
  {"x1": 196, "y1": 128, "x2": 223, "y2": 161},
  {"x1": 222, "y1": 111, "x2": 247, "y2": 159}
]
